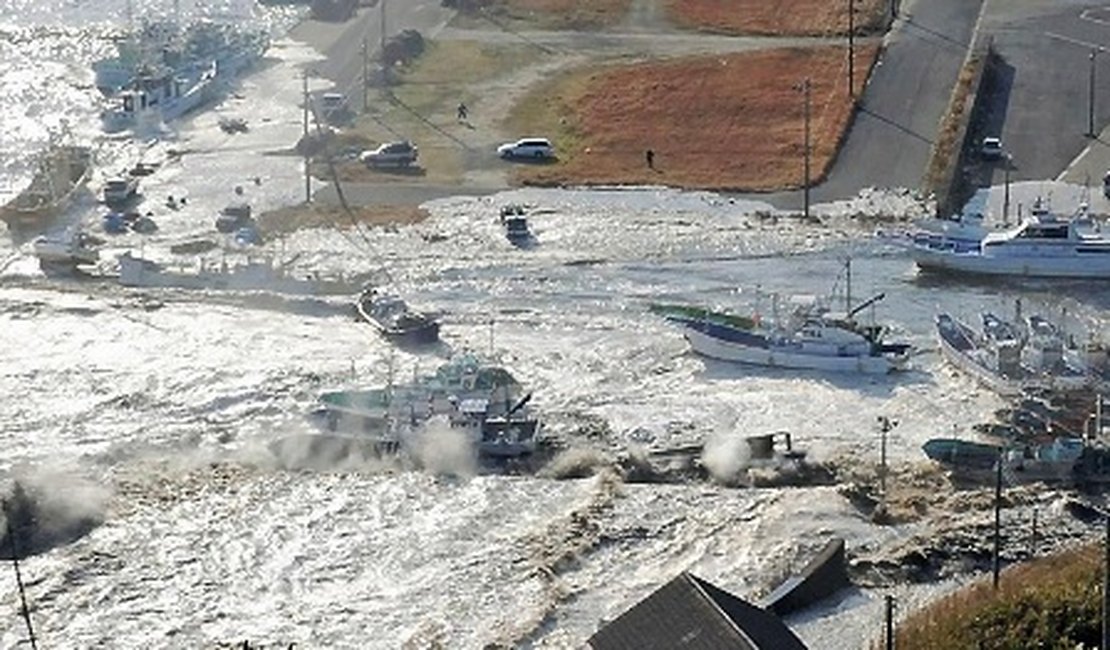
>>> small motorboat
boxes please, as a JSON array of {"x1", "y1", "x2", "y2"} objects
[{"x1": 356, "y1": 288, "x2": 440, "y2": 346}]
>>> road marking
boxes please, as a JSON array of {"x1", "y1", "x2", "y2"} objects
[
  {"x1": 1045, "y1": 31, "x2": 1107, "y2": 52},
  {"x1": 1081, "y1": 7, "x2": 1110, "y2": 27}
]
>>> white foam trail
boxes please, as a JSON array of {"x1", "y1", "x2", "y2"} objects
[
  {"x1": 411, "y1": 416, "x2": 477, "y2": 478},
  {"x1": 701, "y1": 432, "x2": 752, "y2": 485}
]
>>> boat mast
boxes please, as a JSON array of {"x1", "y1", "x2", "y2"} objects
[{"x1": 845, "y1": 255, "x2": 852, "y2": 315}]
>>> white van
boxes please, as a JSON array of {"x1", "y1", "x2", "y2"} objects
[{"x1": 321, "y1": 92, "x2": 346, "y2": 116}]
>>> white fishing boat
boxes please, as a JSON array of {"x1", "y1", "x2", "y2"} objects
[
  {"x1": 1, "y1": 142, "x2": 92, "y2": 230},
  {"x1": 33, "y1": 230, "x2": 99, "y2": 274},
  {"x1": 680, "y1": 313, "x2": 911, "y2": 374},
  {"x1": 935, "y1": 311, "x2": 1092, "y2": 397},
  {"x1": 101, "y1": 62, "x2": 219, "y2": 133},
  {"x1": 116, "y1": 251, "x2": 354, "y2": 295},
  {"x1": 95, "y1": 18, "x2": 268, "y2": 96},
  {"x1": 656, "y1": 259, "x2": 912, "y2": 374},
  {"x1": 907, "y1": 199, "x2": 1110, "y2": 278}
]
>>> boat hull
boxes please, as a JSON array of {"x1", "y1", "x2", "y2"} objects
[
  {"x1": 117, "y1": 252, "x2": 353, "y2": 295},
  {"x1": 355, "y1": 295, "x2": 441, "y2": 346},
  {"x1": 683, "y1": 326, "x2": 904, "y2": 375},
  {"x1": 911, "y1": 246, "x2": 1110, "y2": 279}
]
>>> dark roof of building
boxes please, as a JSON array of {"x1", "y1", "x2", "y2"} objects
[{"x1": 587, "y1": 572, "x2": 809, "y2": 650}]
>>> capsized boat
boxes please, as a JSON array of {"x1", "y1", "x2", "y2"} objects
[
  {"x1": 906, "y1": 199, "x2": 1110, "y2": 278},
  {"x1": 356, "y1": 288, "x2": 440, "y2": 346},
  {"x1": 1, "y1": 143, "x2": 92, "y2": 231},
  {"x1": 117, "y1": 251, "x2": 355, "y2": 295}
]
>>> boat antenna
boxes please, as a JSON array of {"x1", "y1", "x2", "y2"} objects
[{"x1": 4, "y1": 497, "x2": 39, "y2": 650}]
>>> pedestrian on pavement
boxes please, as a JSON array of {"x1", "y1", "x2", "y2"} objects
[
  {"x1": 457, "y1": 102, "x2": 468, "y2": 122},
  {"x1": 646, "y1": 148, "x2": 655, "y2": 170}
]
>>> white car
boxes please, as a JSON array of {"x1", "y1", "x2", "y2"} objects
[
  {"x1": 497, "y1": 137, "x2": 554, "y2": 160},
  {"x1": 980, "y1": 136, "x2": 1003, "y2": 160}
]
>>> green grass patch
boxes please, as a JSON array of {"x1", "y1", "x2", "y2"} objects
[{"x1": 347, "y1": 39, "x2": 544, "y2": 183}]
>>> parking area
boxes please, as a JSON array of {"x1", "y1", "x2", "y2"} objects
[{"x1": 976, "y1": 0, "x2": 1110, "y2": 189}]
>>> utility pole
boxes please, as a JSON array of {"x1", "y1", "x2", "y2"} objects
[
  {"x1": 362, "y1": 36, "x2": 369, "y2": 112},
  {"x1": 302, "y1": 69, "x2": 311, "y2": 204},
  {"x1": 1103, "y1": 515, "x2": 1109, "y2": 650},
  {"x1": 1090, "y1": 49, "x2": 1098, "y2": 138},
  {"x1": 1003, "y1": 152, "x2": 1012, "y2": 225},
  {"x1": 848, "y1": 0, "x2": 855, "y2": 99},
  {"x1": 6, "y1": 499, "x2": 39, "y2": 650},
  {"x1": 992, "y1": 454, "x2": 1003, "y2": 589},
  {"x1": 380, "y1": 0, "x2": 389, "y2": 86},
  {"x1": 884, "y1": 594, "x2": 895, "y2": 650},
  {"x1": 801, "y1": 77, "x2": 811, "y2": 220}
]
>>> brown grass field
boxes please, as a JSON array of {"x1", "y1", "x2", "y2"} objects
[
  {"x1": 665, "y1": 0, "x2": 891, "y2": 35},
  {"x1": 507, "y1": 44, "x2": 879, "y2": 192},
  {"x1": 891, "y1": 543, "x2": 1102, "y2": 648}
]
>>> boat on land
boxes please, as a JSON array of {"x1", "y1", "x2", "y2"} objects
[
  {"x1": 905, "y1": 199, "x2": 1110, "y2": 278},
  {"x1": 935, "y1": 310, "x2": 1092, "y2": 397},
  {"x1": 95, "y1": 18, "x2": 269, "y2": 96},
  {"x1": 356, "y1": 288, "x2": 441, "y2": 346},
  {"x1": 923, "y1": 436, "x2": 1088, "y2": 484},
  {"x1": 1, "y1": 143, "x2": 92, "y2": 230},
  {"x1": 101, "y1": 61, "x2": 220, "y2": 133},
  {"x1": 33, "y1": 230, "x2": 99, "y2": 274},
  {"x1": 655, "y1": 260, "x2": 912, "y2": 374},
  {"x1": 116, "y1": 251, "x2": 354, "y2": 295}
]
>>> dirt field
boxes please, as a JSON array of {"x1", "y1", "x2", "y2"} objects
[
  {"x1": 506, "y1": 44, "x2": 880, "y2": 191},
  {"x1": 665, "y1": 0, "x2": 890, "y2": 36}
]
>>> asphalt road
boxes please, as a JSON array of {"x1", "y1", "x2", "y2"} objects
[
  {"x1": 288, "y1": 0, "x2": 456, "y2": 112},
  {"x1": 978, "y1": 0, "x2": 1110, "y2": 189},
  {"x1": 814, "y1": 0, "x2": 986, "y2": 204},
  {"x1": 294, "y1": 0, "x2": 1110, "y2": 211}
]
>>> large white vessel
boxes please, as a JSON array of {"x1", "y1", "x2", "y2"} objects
[{"x1": 907, "y1": 200, "x2": 1110, "y2": 278}]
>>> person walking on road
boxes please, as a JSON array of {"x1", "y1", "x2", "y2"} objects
[
  {"x1": 645, "y1": 148, "x2": 655, "y2": 170},
  {"x1": 457, "y1": 102, "x2": 468, "y2": 122}
]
